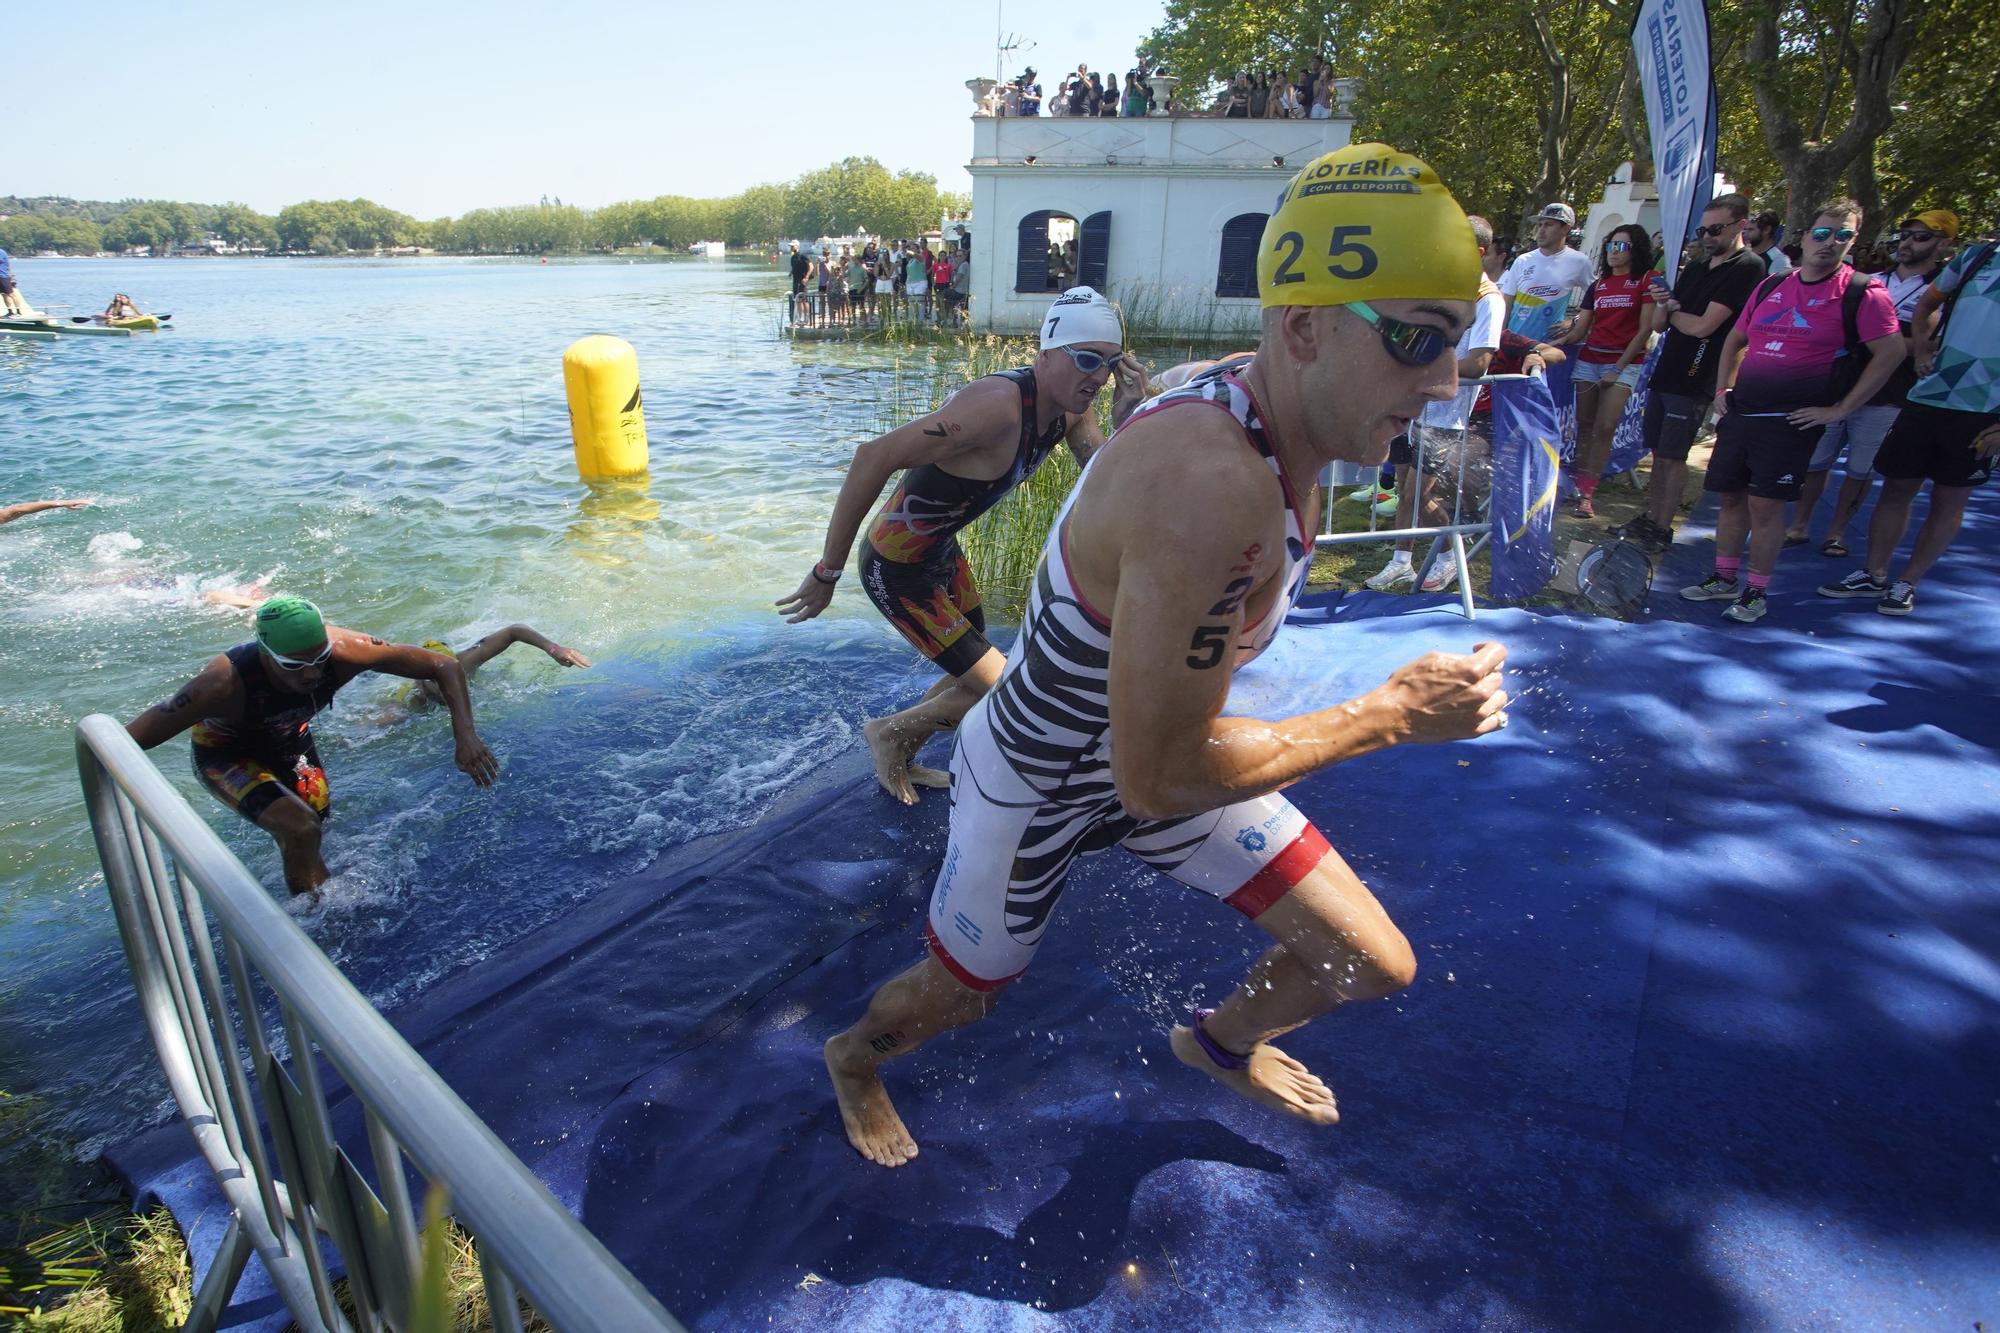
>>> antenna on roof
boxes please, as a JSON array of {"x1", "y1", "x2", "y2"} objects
[{"x1": 995, "y1": 2, "x2": 1035, "y2": 83}]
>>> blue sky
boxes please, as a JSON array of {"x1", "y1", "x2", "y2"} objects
[{"x1": 12, "y1": 0, "x2": 1167, "y2": 216}]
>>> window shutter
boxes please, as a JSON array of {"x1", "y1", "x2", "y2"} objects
[
  {"x1": 1078, "y1": 211, "x2": 1111, "y2": 291},
  {"x1": 1015, "y1": 211, "x2": 1051, "y2": 293},
  {"x1": 1216, "y1": 213, "x2": 1266, "y2": 298}
]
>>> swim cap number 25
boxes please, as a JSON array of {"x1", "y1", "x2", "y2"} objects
[{"x1": 1258, "y1": 143, "x2": 1481, "y2": 306}]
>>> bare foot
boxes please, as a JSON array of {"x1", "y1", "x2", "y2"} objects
[
  {"x1": 824, "y1": 1035, "x2": 920, "y2": 1167},
  {"x1": 863, "y1": 717, "x2": 918, "y2": 804},
  {"x1": 1169, "y1": 1025, "x2": 1340, "y2": 1125}
]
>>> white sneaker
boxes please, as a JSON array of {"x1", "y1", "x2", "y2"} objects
[
  {"x1": 1420, "y1": 557, "x2": 1460, "y2": 593},
  {"x1": 1365, "y1": 559, "x2": 1416, "y2": 592}
]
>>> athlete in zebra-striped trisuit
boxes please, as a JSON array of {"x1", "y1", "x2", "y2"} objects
[
  {"x1": 777, "y1": 287, "x2": 1148, "y2": 803},
  {"x1": 824, "y1": 143, "x2": 1513, "y2": 1168}
]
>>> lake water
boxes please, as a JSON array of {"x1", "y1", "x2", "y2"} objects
[{"x1": 0, "y1": 255, "x2": 977, "y2": 1208}]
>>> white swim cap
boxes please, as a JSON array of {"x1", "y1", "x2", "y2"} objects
[{"x1": 1039, "y1": 286, "x2": 1123, "y2": 351}]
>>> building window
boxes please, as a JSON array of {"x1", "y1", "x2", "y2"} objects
[
  {"x1": 1078, "y1": 211, "x2": 1111, "y2": 291},
  {"x1": 1016, "y1": 211, "x2": 1079, "y2": 293},
  {"x1": 1216, "y1": 213, "x2": 1267, "y2": 298}
]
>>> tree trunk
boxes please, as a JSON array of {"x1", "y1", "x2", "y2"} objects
[
  {"x1": 1743, "y1": 0, "x2": 1927, "y2": 236},
  {"x1": 1529, "y1": 10, "x2": 1573, "y2": 214}
]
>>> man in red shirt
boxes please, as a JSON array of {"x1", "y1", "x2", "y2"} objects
[{"x1": 1680, "y1": 199, "x2": 1905, "y2": 623}]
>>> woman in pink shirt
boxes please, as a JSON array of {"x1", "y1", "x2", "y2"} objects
[{"x1": 1564, "y1": 225, "x2": 1658, "y2": 515}]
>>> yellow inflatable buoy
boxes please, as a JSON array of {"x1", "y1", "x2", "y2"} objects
[{"x1": 563, "y1": 335, "x2": 649, "y2": 478}]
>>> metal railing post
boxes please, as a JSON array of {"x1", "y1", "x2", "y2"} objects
[{"x1": 74, "y1": 716, "x2": 681, "y2": 1333}]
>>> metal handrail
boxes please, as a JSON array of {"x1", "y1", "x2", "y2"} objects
[
  {"x1": 76, "y1": 714, "x2": 681, "y2": 1333},
  {"x1": 1315, "y1": 372, "x2": 1539, "y2": 621}
]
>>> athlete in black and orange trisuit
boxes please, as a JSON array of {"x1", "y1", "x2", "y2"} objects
[
  {"x1": 125, "y1": 595, "x2": 499, "y2": 894},
  {"x1": 778, "y1": 287, "x2": 1149, "y2": 802}
]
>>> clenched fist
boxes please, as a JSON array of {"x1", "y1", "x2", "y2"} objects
[{"x1": 1377, "y1": 641, "x2": 1509, "y2": 744}]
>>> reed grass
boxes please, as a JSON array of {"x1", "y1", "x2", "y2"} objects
[
  {"x1": 0, "y1": 1207, "x2": 190, "y2": 1331},
  {"x1": 824, "y1": 290, "x2": 1254, "y2": 618}
]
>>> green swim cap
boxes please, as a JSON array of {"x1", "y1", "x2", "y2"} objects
[{"x1": 254, "y1": 595, "x2": 327, "y2": 656}]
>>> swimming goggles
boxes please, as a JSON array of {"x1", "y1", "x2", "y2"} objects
[
  {"x1": 1061, "y1": 346, "x2": 1122, "y2": 374},
  {"x1": 266, "y1": 642, "x2": 333, "y2": 671},
  {"x1": 1808, "y1": 226, "x2": 1857, "y2": 243},
  {"x1": 1347, "y1": 302, "x2": 1451, "y2": 368}
]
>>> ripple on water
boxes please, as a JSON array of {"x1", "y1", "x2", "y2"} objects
[{"x1": 1, "y1": 255, "x2": 977, "y2": 1200}]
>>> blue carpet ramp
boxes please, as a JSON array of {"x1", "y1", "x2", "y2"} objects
[{"x1": 112, "y1": 570, "x2": 2000, "y2": 1327}]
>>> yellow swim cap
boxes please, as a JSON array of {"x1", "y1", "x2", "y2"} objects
[
  {"x1": 1258, "y1": 143, "x2": 1481, "y2": 307},
  {"x1": 421, "y1": 639, "x2": 456, "y2": 657}
]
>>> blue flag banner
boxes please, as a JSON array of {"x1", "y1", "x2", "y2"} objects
[
  {"x1": 1632, "y1": 0, "x2": 1717, "y2": 286},
  {"x1": 1489, "y1": 374, "x2": 1566, "y2": 601},
  {"x1": 1544, "y1": 353, "x2": 1578, "y2": 461},
  {"x1": 1604, "y1": 339, "x2": 1665, "y2": 476}
]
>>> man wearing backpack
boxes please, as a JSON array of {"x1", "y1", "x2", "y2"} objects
[
  {"x1": 1819, "y1": 224, "x2": 2000, "y2": 616},
  {"x1": 1679, "y1": 198, "x2": 1904, "y2": 623},
  {"x1": 1795, "y1": 210, "x2": 1958, "y2": 554}
]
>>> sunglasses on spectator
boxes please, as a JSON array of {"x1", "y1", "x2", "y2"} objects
[
  {"x1": 1893, "y1": 230, "x2": 1938, "y2": 243},
  {"x1": 265, "y1": 642, "x2": 333, "y2": 672},
  {"x1": 1694, "y1": 222, "x2": 1738, "y2": 237},
  {"x1": 1808, "y1": 226, "x2": 1857, "y2": 243},
  {"x1": 1061, "y1": 347, "x2": 1122, "y2": 374},
  {"x1": 1607, "y1": 240, "x2": 1633, "y2": 251},
  {"x1": 1348, "y1": 301, "x2": 1451, "y2": 367}
]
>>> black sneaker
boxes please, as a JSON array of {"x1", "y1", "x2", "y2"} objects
[
  {"x1": 1637, "y1": 522, "x2": 1676, "y2": 555},
  {"x1": 1817, "y1": 570, "x2": 1886, "y2": 599},
  {"x1": 1722, "y1": 588, "x2": 1768, "y2": 623},
  {"x1": 1680, "y1": 574, "x2": 1741, "y2": 602},
  {"x1": 1877, "y1": 581, "x2": 1915, "y2": 616},
  {"x1": 1607, "y1": 515, "x2": 1652, "y2": 540}
]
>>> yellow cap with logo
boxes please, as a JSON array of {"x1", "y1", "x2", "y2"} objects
[{"x1": 1258, "y1": 143, "x2": 1481, "y2": 307}]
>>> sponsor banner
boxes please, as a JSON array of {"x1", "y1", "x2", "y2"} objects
[
  {"x1": 1489, "y1": 374, "x2": 1566, "y2": 601},
  {"x1": 1545, "y1": 353, "x2": 1579, "y2": 460},
  {"x1": 1632, "y1": 0, "x2": 1717, "y2": 285},
  {"x1": 1606, "y1": 339, "x2": 1666, "y2": 475}
]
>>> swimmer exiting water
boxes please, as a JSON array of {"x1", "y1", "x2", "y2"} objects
[
  {"x1": 200, "y1": 582, "x2": 590, "y2": 700},
  {"x1": 126, "y1": 595, "x2": 499, "y2": 894},
  {"x1": 777, "y1": 287, "x2": 1149, "y2": 803},
  {"x1": 824, "y1": 144, "x2": 1511, "y2": 1166}
]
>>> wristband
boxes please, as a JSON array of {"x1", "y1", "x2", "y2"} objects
[{"x1": 812, "y1": 561, "x2": 842, "y2": 585}]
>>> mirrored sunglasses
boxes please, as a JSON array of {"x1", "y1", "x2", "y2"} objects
[
  {"x1": 1348, "y1": 301, "x2": 1451, "y2": 367},
  {"x1": 1808, "y1": 226, "x2": 1857, "y2": 243}
]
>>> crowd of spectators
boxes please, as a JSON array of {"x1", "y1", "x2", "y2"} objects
[
  {"x1": 1211, "y1": 58, "x2": 1338, "y2": 119},
  {"x1": 1354, "y1": 187, "x2": 1999, "y2": 627},
  {"x1": 985, "y1": 54, "x2": 1339, "y2": 119},
  {"x1": 786, "y1": 239, "x2": 971, "y2": 328}
]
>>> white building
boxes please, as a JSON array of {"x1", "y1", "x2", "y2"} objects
[
  {"x1": 1580, "y1": 160, "x2": 1737, "y2": 265},
  {"x1": 965, "y1": 109, "x2": 1356, "y2": 337}
]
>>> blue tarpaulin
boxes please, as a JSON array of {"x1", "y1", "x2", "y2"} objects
[{"x1": 111, "y1": 491, "x2": 2000, "y2": 1330}]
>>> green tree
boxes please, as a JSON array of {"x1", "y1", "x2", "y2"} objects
[{"x1": 212, "y1": 203, "x2": 278, "y2": 250}]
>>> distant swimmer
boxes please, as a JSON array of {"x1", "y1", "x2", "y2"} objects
[
  {"x1": 0, "y1": 498, "x2": 92, "y2": 526},
  {"x1": 823, "y1": 144, "x2": 1510, "y2": 1167},
  {"x1": 125, "y1": 595, "x2": 499, "y2": 894},
  {"x1": 777, "y1": 286, "x2": 1149, "y2": 802}
]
